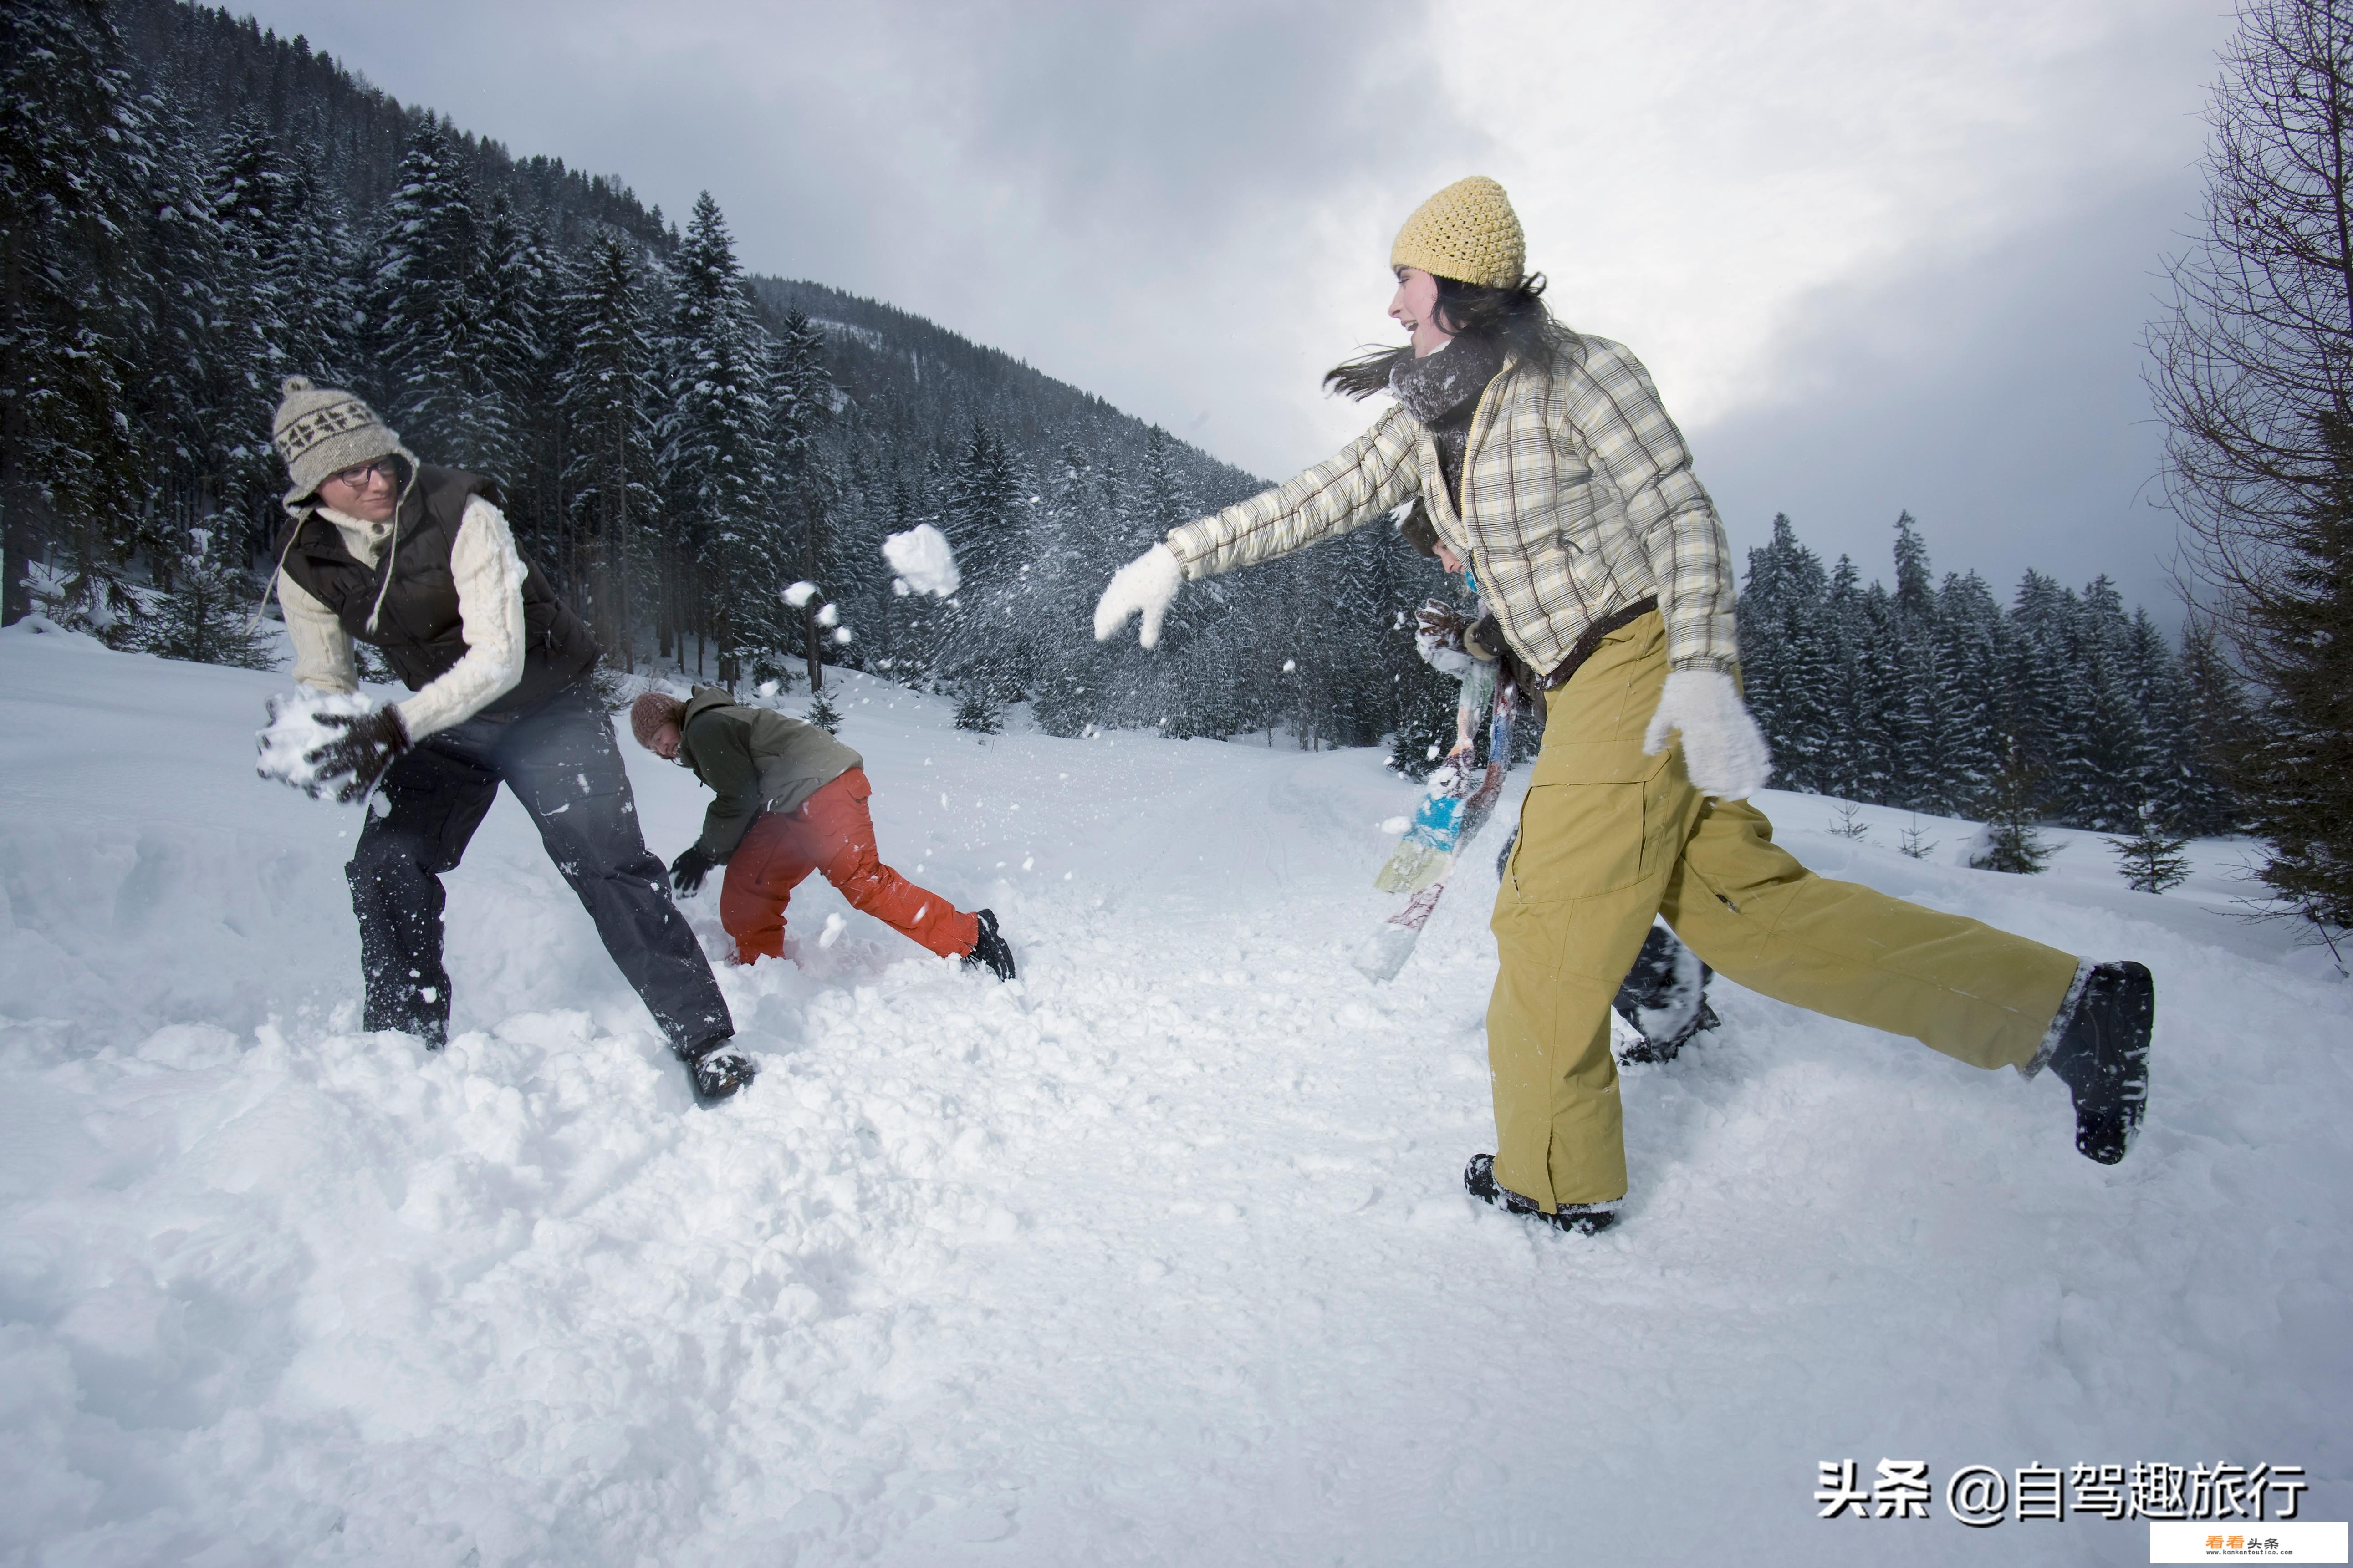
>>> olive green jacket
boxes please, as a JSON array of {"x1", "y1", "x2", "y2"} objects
[{"x1": 675, "y1": 687, "x2": 863, "y2": 860}]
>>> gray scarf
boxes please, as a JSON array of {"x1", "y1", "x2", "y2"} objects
[{"x1": 1389, "y1": 335, "x2": 1506, "y2": 511}]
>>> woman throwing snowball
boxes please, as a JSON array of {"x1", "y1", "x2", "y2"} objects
[{"x1": 1094, "y1": 177, "x2": 2153, "y2": 1234}]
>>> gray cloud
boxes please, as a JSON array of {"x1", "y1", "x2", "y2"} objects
[{"x1": 1692, "y1": 163, "x2": 2205, "y2": 624}]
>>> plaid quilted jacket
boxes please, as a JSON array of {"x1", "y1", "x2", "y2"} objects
[{"x1": 1163, "y1": 336, "x2": 1739, "y2": 678}]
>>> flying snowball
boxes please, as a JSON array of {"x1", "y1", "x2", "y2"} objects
[
  {"x1": 783, "y1": 580, "x2": 820, "y2": 608},
  {"x1": 815, "y1": 601, "x2": 839, "y2": 627},
  {"x1": 881, "y1": 524, "x2": 960, "y2": 597},
  {"x1": 832, "y1": 627, "x2": 853, "y2": 645}
]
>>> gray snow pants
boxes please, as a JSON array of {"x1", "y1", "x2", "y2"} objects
[{"x1": 347, "y1": 679, "x2": 733, "y2": 1053}]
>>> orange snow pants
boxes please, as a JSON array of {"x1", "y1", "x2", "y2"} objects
[{"x1": 716, "y1": 769, "x2": 979, "y2": 965}]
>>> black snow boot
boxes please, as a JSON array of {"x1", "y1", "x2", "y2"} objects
[
  {"x1": 963, "y1": 908, "x2": 1016, "y2": 981},
  {"x1": 679, "y1": 1035, "x2": 757, "y2": 1104},
  {"x1": 1463, "y1": 1153, "x2": 1619, "y2": 1235},
  {"x1": 1612, "y1": 922, "x2": 1718, "y2": 1064},
  {"x1": 2044, "y1": 961, "x2": 2153, "y2": 1165}
]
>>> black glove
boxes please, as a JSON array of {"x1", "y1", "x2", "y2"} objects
[
  {"x1": 1415, "y1": 600, "x2": 1470, "y2": 656},
  {"x1": 309, "y1": 705, "x2": 409, "y2": 804},
  {"x1": 669, "y1": 845, "x2": 715, "y2": 897},
  {"x1": 1468, "y1": 611, "x2": 1539, "y2": 697}
]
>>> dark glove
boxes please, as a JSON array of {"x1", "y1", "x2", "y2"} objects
[
  {"x1": 1414, "y1": 600, "x2": 1472, "y2": 667},
  {"x1": 1468, "y1": 611, "x2": 1539, "y2": 697},
  {"x1": 309, "y1": 705, "x2": 409, "y2": 804},
  {"x1": 669, "y1": 845, "x2": 715, "y2": 896}
]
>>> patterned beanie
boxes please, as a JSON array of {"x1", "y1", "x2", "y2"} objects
[
  {"x1": 630, "y1": 692, "x2": 687, "y2": 750},
  {"x1": 1390, "y1": 176, "x2": 1526, "y2": 289},
  {"x1": 272, "y1": 375, "x2": 408, "y2": 512}
]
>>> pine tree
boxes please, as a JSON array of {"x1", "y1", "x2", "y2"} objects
[
  {"x1": 1026, "y1": 439, "x2": 1113, "y2": 736},
  {"x1": 472, "y1": 195, "x2": 546, "y2": 493},
  {"x1": 1971, "y1": 741, "x2": 2054, "y2": 875},
  {"x1": 2108, "y1": 802, "x2": 2192, "y2": 895},
  {"x1": 134, "y1": 95, "x2": 235, "y2": 544},
  {"x1": 1929, "y1": 571, "x2": 2003, "y2": 814},
  {"x1": 0, "y1": 0, "x2": 156, "y2": 627},
  {"x1": 1737, "y1": 514, "x2": 1834, "y2": 793},
  {"x1": 133, "y1": 523, "x2": 277, "y2": 669},
  {"x1": 504, "y1": 226, "x2": 575, "y2": 590},
  {"x1": 937, "y1": 420, "x2": 1027, "y2": 701},
  {"x1": 767, "y1": 306, "x2": 837, "y2": 687},
  {"x1": 367, "y1": 121, "x2": 493, "y2": 466},
  {"x1": 2231, "y1": 413, "x2": 2353, "y2": 927},
  {"x1": 203, "y1": 115, "x2": 329, "y2": 556},
  {"x1": 662, "y1": 192, "x2": 776, "y2": 684},
  {"x1": 2150, "y1": 0, "x2": 2353, "y2": 929},
  {"x1": 561, "y1": 233, "x2": 661, "y2": 666},
  {"x1": 953, "y1": 688, "x2": 1002, "y2": 734},
  {"x1": 2174, "y1": 619, "x2": 2251, "y2": 836},
  {"x1": 805, "y1": 687, "x2": 843, "y2": 735}
]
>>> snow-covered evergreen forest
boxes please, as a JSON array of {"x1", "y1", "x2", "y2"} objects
[
  {"x1": 1736, "y1": 513, "x2": 2242, "y2": 835},
  {"x1": 5, "y1": 0, "x2": 2238, "y2": 820},
  {"x1": 1, "y1": 0, "x2": 1451, "y2": 748}
]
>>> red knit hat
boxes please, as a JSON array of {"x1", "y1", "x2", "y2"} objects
[{"x1": 630, "y1": 692, "x2": 685, "y2": 749}]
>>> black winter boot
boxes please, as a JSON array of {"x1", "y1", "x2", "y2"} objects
[
  {"x1": 1463, "y1": 1154, "x2": 1619, "y2": 1235},
  {"x1": 963, "y1": 909, "x2": 1016, "y2": 981},
  {"x1": 679, "y1": 1035, "x2": 757, "y2": 1104},
  {"x1": 1612, "y1": 923, "x2": 1717, "y2": 1064},
  {"x1": 2044, "y1": 962, "x2": 2153, "y2": 1164}
]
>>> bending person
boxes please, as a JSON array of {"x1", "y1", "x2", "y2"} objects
[
  {"x1": 630, "y1": 689, "x2": 1016, "y2": 980},
  {"x1": 261, "y1": 377, "x2": 752, "y2": 1102},
  {"x1": 1093, "y1": 178, "x2": 2152, "y2": 1234}
]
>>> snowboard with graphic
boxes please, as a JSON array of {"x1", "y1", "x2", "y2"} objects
[{"x1": 1354, "y1": 692, "x2": 1516, "y2": 982}]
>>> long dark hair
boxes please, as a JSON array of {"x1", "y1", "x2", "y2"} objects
[{"x1": 1322, "y1": 273, "x2": 1576, "y2": 401}]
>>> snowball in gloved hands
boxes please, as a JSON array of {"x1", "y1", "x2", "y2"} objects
[
  {"x1": 309, "y1": 706, "x2": 410, "y2": 804},
  {"x1": 257, "y1": 690, "x2": 407, "y2": 803},
  {"x1": 1641, "y1": 668, "x2": 1773, "y2": 799},
  {"x1": 1092, "y1": 543, "x2": 1182, "y2": 648}
]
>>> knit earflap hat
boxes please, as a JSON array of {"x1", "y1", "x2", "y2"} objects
[
  {"x1": 272, "y1": 375, "x2": 411, "y2": 513},
  {"x1": 1390, "y1": 175, "x2": 1526, "y2": 290}
]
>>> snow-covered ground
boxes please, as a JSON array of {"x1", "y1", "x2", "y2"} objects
[{"x1": 1, "y1": 621, "x2": 2345, "y2": 1567}]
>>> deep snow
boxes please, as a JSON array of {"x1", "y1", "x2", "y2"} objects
[{"x1": 0, "y1": 621, "x2": 2346, "y2": 1566}]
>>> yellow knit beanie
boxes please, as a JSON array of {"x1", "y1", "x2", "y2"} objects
[{"x1": 1390, "y1": 176, "x2": 1525, "y2": 289}]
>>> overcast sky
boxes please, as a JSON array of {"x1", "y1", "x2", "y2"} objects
[{"x1": 239, "y1": 0, "x2": 2240, "y2": 621}]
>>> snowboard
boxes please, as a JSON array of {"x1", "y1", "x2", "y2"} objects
[{"x1": 1354, "y1": 690, "x2": 1516, "y2": 982}]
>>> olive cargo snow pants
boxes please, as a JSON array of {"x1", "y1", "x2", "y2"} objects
[
  {"x1": 1487, "y1": 613, "x2": 2082, "y2": 1211},
  {"x1": 347, "y1": 680, "x2": 733, "y2": 1053}
]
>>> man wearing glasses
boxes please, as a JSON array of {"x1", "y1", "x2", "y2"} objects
[{"x1": 264, "y1": 375, "x2": 753, "y2": 1102}]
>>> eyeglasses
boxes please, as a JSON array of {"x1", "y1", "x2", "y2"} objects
[{"x1": 329, "y1": 458, "x2": 397, "y2": 489}]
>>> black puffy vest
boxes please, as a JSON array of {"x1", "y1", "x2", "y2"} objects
[{"x1": 275, "y1": 465, "x2": 601, "y2": 719}]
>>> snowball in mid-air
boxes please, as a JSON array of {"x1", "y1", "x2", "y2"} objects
[
  {"x1": 256, "y1": 688, "x2": 380, "y2": 798},
  {"x1": 783, "y1": 580, "x2": 820, "y2": 608},
  {"x1": 815, "y1": 601, "x2": 839, "y2": 627},
  {"x1": 882, "y1": 524, "x2": 960, "y2": 597}
]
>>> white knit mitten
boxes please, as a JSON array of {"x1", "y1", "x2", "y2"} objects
[
  {"x1": 1642, "y1": 669, "x2": 1773, "y2": 799},
  {"x1": 1092, "y1": 543, "x2": 1183, "y2": 649}
]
